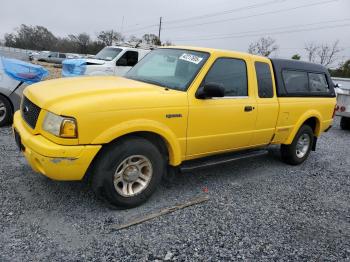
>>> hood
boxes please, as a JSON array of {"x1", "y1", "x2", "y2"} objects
[
  {"x1": 84, "y1": 58, "x2": 106, "y2": 65},
  {"x1": 23, "y1": 76, "x2": 186, "y2": 115}
]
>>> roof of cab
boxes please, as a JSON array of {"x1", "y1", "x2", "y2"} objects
[{"x1": 162, "y1": 45, "x2": 270, "y2": 61}]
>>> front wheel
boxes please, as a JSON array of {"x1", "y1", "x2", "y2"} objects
[
  {"x1": 0, "y1": 95, "x2": 13, "y2": 127},
  {"x1": 91, "y1": 137, "x2": 165, "y2": 208},
  {"x1": 281, "y1": 125, "x2": 314, "y2": 165}
]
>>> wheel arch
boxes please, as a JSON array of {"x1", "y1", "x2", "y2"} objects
[
  {"x1": 91, "y1": 120, "x2": 183, "y2": 166},
  {"x1": 284, "y1": 111, "x2": 322, "y2": 144}
]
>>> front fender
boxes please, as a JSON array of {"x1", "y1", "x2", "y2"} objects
[
  {"x1": 91, "y1": 119, "x2": 183, "y2": 166},
  {"x1": 284, "y1": 110, "x2": 322, "y2": 144}
]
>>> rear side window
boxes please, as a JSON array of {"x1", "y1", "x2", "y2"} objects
[
  {"x1": 59, "y1": 54, "x2": 66, "y2": 58},
  {"x1": 204, "y1": 58, "x2": 248, "y2": 97},
  {"x1": 255, "y1": 62, "x2": 273, "y2": 98},
  {"x1": 282, "y1": 70, "x2": 309, "y2": 93},
  {"x1": 309, "y1": 73, "x2": 329, "y2": 92}
]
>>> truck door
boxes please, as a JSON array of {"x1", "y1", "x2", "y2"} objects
[
  {"x1": 115, "y1": 51, "x2": 139, "y2": 76},
  {"x1": 252, "y1": 61, "x2": 279, "y2": 146},
  {"x1": 187, "y1": 57, "x2": 257, "y2": 158}
]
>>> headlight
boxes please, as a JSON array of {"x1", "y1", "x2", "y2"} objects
[{"x1": 42, "y1": 112, "x2": 78, "y2": 138}]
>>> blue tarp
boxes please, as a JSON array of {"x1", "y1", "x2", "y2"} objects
[
  {"x1": 1, "y1": 57, "x2": 49, "y2": 84},
  {"x1": 62, "y1": 59, "x2": 87, "y2": 77}
]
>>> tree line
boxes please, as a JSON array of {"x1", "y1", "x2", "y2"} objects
[
  {"x1": 2, "y1": 24, "x2": 167, "y2": 55},
  {"x1": 248, "y1": 36, "x2": 349, "y2": 77},
  {"x1": 1, "y1": 25, "x2": 349, "y2": 77}
]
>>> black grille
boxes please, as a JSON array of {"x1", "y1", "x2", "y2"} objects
[{"x1": 21, "y1": 96, "x2": 41, "y2": 129}]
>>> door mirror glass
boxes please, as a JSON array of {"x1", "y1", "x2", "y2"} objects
[{"x1": 196, "y1": 82, "x2": 225, "y2": 99}]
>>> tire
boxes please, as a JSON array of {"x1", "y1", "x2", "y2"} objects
[
  {"x1": 340, "y1": 117, "x2": 350, "y2": 130},
  {"x1": 280, "y1": 125, "x2": 314, "y2": 165},
  {"x1": 91, "y1": 136, "x2": 165, "y2": 208},
  {"x1": 0, "y1": 95, "x2": 13, "y2": 127}
]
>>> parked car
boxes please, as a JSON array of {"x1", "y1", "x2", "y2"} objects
[
  {"x1": 31, "y1": 51, "x2": 51, "y2": 62},
  {"x1": 0, "y1": 57, "x2": 48, "y2": 126},
  {"x1": 62, "y1": 46, "x2": 150, "y2": 77},
  {"x1": 38, "y1": 52, "x2": 68, "y2": 64},
  {"x1": 13, "y1": 47, "x2": 336, "y2": 208},
  {"x1": 28, "y1": 51, "x2": 40, "y2": 61},
  {"x1": 333, "y1": 77, "x2": 350, "y2": 129}
]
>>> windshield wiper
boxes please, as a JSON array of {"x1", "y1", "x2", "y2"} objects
[{"x1": 130, "y1": 77, "x2": 169, "y2": 89}]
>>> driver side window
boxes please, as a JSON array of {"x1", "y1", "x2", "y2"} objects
[
  {"x1": 117, "y1": 51, "x2": 139, "y2": 67},
  {"x1": 203, "y1": 58, "x2": 248, "y2": 97}
]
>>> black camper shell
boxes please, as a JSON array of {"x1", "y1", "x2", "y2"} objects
[{"x1": 270, "y1": 58, "x2": 336, "y2": 98}]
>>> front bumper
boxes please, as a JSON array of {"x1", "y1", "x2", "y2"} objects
[{"x1": 13, "y1": 111, "x2": 101, "y2": 181}]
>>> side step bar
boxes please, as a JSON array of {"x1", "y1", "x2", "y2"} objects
[{"x1": 180, "y1": 149, "x2": 269, "y2": 172}]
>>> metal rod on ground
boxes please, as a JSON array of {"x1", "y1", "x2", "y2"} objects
[{"x1": 111, "y1": 195, "x2": 209, "y2": 231}]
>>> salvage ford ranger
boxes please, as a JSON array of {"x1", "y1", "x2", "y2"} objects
[{"x1": 13, "y1": 47, "x2": 336, "y2": 208}]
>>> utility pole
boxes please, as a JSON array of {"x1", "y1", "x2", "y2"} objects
[{"x1": 158, "y1": 17, "x2": 162, "y2": 43}]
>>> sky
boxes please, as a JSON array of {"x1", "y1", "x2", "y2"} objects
[{"x1": 1, "y1": 0, "x2": 350, "y2": 65}]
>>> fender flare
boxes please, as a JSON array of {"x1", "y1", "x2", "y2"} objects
[
  {"x1": 284, "y1": 110, "x2": 322, "y2": 144},
  {"x1": 91, "y1": 119, "x2": 183, "y2": 166}
]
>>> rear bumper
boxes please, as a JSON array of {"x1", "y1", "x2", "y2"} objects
[
  {"x1": 13, "y1": 111, "x2": 101, "y2": 181},
  {"x1": 335, "y1": 112, "x2": 350, "y2": 118}
]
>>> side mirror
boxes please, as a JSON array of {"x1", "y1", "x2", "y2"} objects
[
  {"x1": 196, "y1": 82, "x2": 225, "y2": 99},
  {"x1": 116, "y1": 58, "x2": 128, "y2": 66}
]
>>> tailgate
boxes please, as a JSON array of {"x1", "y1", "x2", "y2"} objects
[{"x1": 336, "y1": 92, "x2": 350, "y2": 117}]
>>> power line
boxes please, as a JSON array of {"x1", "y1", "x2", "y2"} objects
[
  {"x1": 163, "y1": 0, "x2": 339, "y2": 30},
  {"x1": 123, "y1": 1, "x2": 249, "y2": 31},
  {"x1": 171, "y1": 18, "x2": 350, "y2": 41},
  {"x1": 164, "y1": 0, "x2": 287, "y2": 24},
  {"x1": 124, "y1": 0, "x2": 288, "y2": 33},
  {"x1": 172, "y1": 23, "x2": 350, "y2": 42}
]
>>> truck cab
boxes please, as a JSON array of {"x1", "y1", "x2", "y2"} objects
[
  {"x1": 76, "y1": 46, "x2": 150, "y2": 77},
  {"x1": 13, "y1": 46, "x2": 336, "y2": 208}
]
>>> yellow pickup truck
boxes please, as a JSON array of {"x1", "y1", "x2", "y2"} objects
[{"x1": 13, "y1": 46, "x2": 336, "y2": 208}]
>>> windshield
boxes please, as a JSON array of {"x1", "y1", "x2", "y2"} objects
[
  {"x1": 94, "y1": 47, "x2": 122, "y2": 61},
  {"x1": 125, "y1": 48, "x2": 209, "y2": 91}
]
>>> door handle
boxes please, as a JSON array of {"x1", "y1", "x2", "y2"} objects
[{"x1": 244, "y1": 106, "x2": 255, "y2": 112}]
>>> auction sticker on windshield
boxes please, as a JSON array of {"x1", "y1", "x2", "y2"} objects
[{"x1": 179, "y1": 53, "x2": 203, "y2": 64}]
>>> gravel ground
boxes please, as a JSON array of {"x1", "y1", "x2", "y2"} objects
[{"x1": 0, "y1": 117, "x2": 349, "y2": 261}]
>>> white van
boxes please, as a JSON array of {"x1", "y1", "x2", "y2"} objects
[{"x1": 62, "y1": 46, "x2": 151, "y2": 77}]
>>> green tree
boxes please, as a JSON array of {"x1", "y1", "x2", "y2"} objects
[
  {"x1": 329, "y1": 60, "x2": 350, "y2": 78},
  {"x1": 4, "y1": 24, "x2": 57, "y2": 51},
  {"x1": 291, "y1": 54, "x2": 301, "y2": 60},
  {"x1": 68, "y1": 33, "x2": 91, "y2": 54}
]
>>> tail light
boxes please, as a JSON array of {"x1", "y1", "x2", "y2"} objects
[
  {"x1": 340, "y1": 106, "x2": 346, "y2": 112},
  {"x1": 332, "y1": 105, "x2": 337, "y2": 118}
]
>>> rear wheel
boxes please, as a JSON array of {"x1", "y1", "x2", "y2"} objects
[
  {"x1": 281, "y1": 125, "x2": 314, "y2": 165},
  {"x1": 340, "y1": 117, "x2": 350, "y2": 130},
  {"x1": 0, "y1": 95, "x2": 13, "y2": 127},
  {"x1": 91, "y1": 137, "x2": 165, "y2": 208}
]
